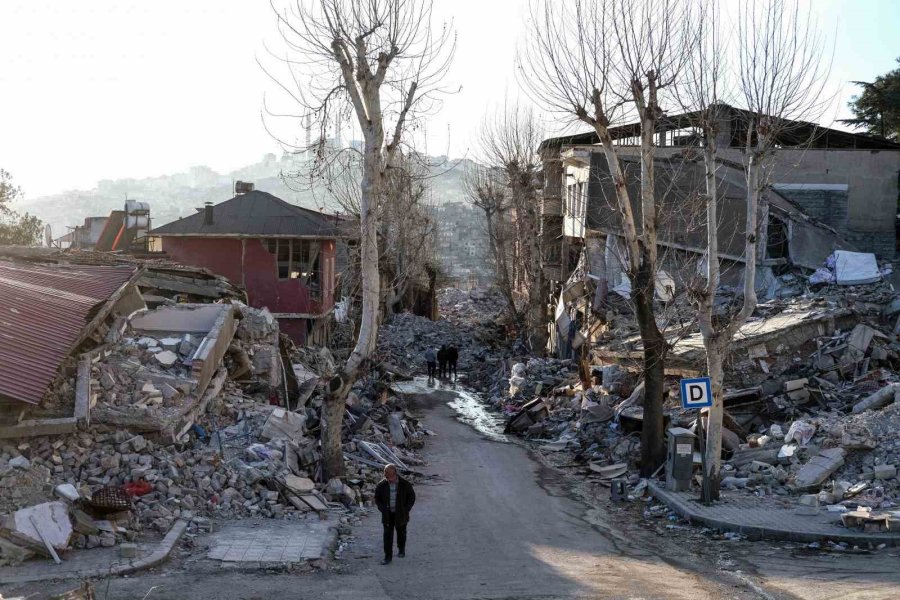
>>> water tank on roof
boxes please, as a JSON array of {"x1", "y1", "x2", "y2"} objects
[
  {"x1": 235, "y1": 181, "x2": 255, "y2": 194},
  {"x1": 125, "y1": 200, "x2": 150, "y2": 229}
]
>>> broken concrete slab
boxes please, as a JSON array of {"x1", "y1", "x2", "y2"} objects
[
  {"x1": 284, "y1": 475, "x2": 315, "y2": 494},
  {"x1": 0, "y1": 534, "x2": 34, "y2": 565},
  {"x1": 0, "y1": 418, "x2": 78, "y2": 440},
  {"x1": 260, "y1": 408, "x2": 307, "y2": 443},
  {"x1": 852, "y1": 383, "x2": 900, "y2": 414},
  {"x1": 795, "y1": 448, "x2": 846, "y2": 490},
  {"x1": 1, "y1": 502, "x2": 72, "y2": 554},
  {"x1": 834, "y1": 250, "x2": 881, "y2": 285}
]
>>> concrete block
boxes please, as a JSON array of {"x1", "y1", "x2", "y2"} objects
[
  {"x1": 9, "y1": 456, "x2": 30, "y2": 469},
  {"x1": 874, "y1": 464, "x2": 897, "y2": 480},
  {"x1": 154, "y1": 351, "x2": 179, "y2": 367},
  {"x1": 54, "y1": 483, "x2": 80, "y2": 503},
  {"x1": 72, "y1": 509, "x2": 100, "y2": 536}
]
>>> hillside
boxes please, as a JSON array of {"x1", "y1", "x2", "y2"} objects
[{"x1": 20, "y1": 152, "x2": 475, "y2": 240}]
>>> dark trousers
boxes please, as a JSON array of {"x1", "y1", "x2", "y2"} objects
[
  {"x1": 383, "y1": 512, "x2": 406, "y2": 559},
  {"x1": 426, "y1": 361, "x2": 436, "y2": 378},
  {"x1": 448, "y1": 360, "x2": 457, "y2": 379},
  {"x1": 438, "y1": 361, "x2": 446, "y2": 378}
]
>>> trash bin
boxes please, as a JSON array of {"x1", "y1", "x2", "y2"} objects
[{"x1": 666, "y1": 427, "x2": 695, "y2": 492}]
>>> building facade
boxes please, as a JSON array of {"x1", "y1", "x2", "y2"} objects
[{"x1": 151, "y1": 189, "x2": 342, "y2": 345}]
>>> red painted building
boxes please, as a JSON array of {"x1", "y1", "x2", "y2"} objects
[{"x1": 151, "y1": 190, "x2": 343, "y2": 344}]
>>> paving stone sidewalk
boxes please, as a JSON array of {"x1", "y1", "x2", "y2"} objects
[
  {"x1": 205, "y1": 519, "x2": 336, "y2": 566},
  {"x1": 0, "y1": 520, "x2": 186, "y2": 585},
  {"x1": 649, "y1": 482, "x2": 900, "y2": 546}
]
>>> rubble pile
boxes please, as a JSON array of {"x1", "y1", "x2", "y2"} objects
[
  {"x1": 92, "y1": 335, "x2": 199, "y2": 408},
  {"x1": 377, "y1": 287, "x2": 508, "y2": 382},
  {"x1": 0, "y1": 301, "x2": 361, "y2": 566},
  {"x1": 492, "y1": 265, "x2": 900, "y2": 533}
]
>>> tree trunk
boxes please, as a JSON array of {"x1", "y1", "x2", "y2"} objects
[
  {"x1": 321, "y1": 152, "x2": 381, "y2": 480},
  {"x1": 703, "y1": 340, "x2": 726, "y2": 499},
  {"x1": 699, "y1": 134, "x2": 723, "y2": 499},
  {"x1": 633, "y1": 257, "x2": 666, "y2": 475}
]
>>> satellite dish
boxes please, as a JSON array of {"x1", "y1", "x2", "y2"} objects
[{"x1": 44, "y1": 224, "x2": 53, "y2": 248}]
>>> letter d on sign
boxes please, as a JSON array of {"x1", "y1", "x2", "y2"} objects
[{"x1": 679, "y1": 377, "x2": 712, "y2": 409}]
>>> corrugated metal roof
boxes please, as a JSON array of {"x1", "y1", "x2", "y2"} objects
[
  {"x1": 151, "y1": 190, "x2": 344, "y2": 238},
  {"x1": 0, "y1": 261, "x2": 137, "y2": 406}
]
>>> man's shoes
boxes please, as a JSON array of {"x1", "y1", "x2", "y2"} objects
[
  {"x1": 398, "y1": 551, "x2": 405, "y2": 558},
  {"x1": 381, "y1": 558, "x2": 392, "y2": 565}
]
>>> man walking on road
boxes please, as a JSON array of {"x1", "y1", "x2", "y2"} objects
[
  {"x1": 447, "y1": 345, "x2": 458, "y2": 380},
  {"x1": 424, "y1": 346, "x2": 437, "y2": 380},
  {"x1": 437, "y1": 345, "x2": 448, "y2": 379},
  {"x1": 375, "y1": 464, "x2": 416, "y2": 565}
]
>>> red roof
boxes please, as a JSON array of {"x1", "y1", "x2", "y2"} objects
[{"x1": 0, "y1": 261, "x2": 138, "y2": 406}]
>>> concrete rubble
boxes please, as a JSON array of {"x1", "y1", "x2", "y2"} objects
[
  {"x1": 0, "y1": 284, "x2": 425, "y2": 565},
  {"x1": 484, "y1": 261, "x2": 900, "y2": 539},
  {"x1": 0, "y1": 277, "x2": 442, "y2": 568}
]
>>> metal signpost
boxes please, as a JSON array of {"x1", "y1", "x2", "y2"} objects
[{"x1": 679, "y1": 377, "x2": 714, "y2": 504}]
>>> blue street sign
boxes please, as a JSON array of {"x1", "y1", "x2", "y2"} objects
[{"x1": 680, "y1": 377, "x2": 712, "y2": 409}]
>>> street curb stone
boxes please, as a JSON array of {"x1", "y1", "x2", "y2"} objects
[
  {"x1": 649, "y1": 482, "x2": 900, "y2": 547},
  {"x1": 0, "y1": 519, "x2": 187, "y2": 584}
]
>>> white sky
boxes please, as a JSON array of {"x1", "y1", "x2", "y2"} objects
[{"x1": 1, "y1": 0, "x2": 898, "y2": 198}]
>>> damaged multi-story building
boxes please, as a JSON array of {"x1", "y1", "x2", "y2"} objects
[{"x1": 539, "y1": 104, "x2": 900, "y2": 353}]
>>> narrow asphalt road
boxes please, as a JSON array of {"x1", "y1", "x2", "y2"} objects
[
  {"x1": 11, "y1": 386, "x2": 899, "y2": 599},
  {"x1": 335, "y1": 388, "x2": 751, "y2": 599}
]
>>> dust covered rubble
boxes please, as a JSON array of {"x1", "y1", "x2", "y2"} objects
[
  {"x1": 377, "y1": 288, "x2": 509, "y2": 381},
  {"x1": 491, "y1": 273, "x2": 900, "y2": 527},
  {"x1": 0, "y1": 302, "x2": 426, "y2": 566}
]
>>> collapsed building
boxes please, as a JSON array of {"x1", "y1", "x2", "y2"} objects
[
  {"x1": 470, "y1": 106, "x2": 900, "y2": 535},
  {"x1": 0, "y1": 247, "x2": 429, "y2": 567},
  {"x1": 539, "y1": 104, "x2": 900, "y2": 357}
]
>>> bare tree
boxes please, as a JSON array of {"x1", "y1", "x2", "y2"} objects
[
  {"x1": 521, "y1": 0, "x2": 694, "y2": 474},
  {"x1": 687, "y1": 0, "x2": 830, "y2": 499},
  {"x1": 470, "y1": 104, "x2": 547, "y2": 350},
  {"x1": 265, "y1": 0, "x2": 454, "y2": 479},
  {"x1": 319, "y1": 150, "x2": 438, "y2": 316},
  {"x1": 464, "y1": 163, "x2": 518, "y2": 319}
]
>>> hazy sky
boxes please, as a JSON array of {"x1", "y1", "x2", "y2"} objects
[{"x1": 1, "y1": 0, "x2": 898, "y2": 198}]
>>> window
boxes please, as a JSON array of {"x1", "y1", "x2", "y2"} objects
[
  {"x1": 267, "y1": 239, "x2": 323, "y2": 300},
  {"x1": 277, "y1": 240, "x2": 290, "y2": 279}
]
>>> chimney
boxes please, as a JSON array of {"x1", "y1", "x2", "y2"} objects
[{"x1": 204, "y1": 202, "x2": 213, "y2": 226}]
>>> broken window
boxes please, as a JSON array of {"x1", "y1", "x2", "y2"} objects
[{"x1": 272, "y1": 239, "x2": 322, "y2": 299}]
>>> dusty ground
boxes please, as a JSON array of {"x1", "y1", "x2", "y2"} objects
[{"x1": 4, "y1": 386, "x2": 900, "y2": 600}]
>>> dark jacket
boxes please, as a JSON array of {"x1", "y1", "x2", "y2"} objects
[
  {"x1": 437, "y1": 347, "x2": 448, "y2": 365},
  {"x1": 447, "y1": 346, "x2": 458, "y2": 364},
  {"x1": 374, "y1": 477, "x2": 416, "y2": 525}
]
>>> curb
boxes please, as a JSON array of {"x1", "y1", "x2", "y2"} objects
[
  {"x1": 0, "y1": 520, "x2": 187, "y2": 584},
  {"x1": 649, "y1": 482, "x2": 900, "y2": 547},
  {"x1": 317, "y1": 525, "x2": 340, "y2": 565}
]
